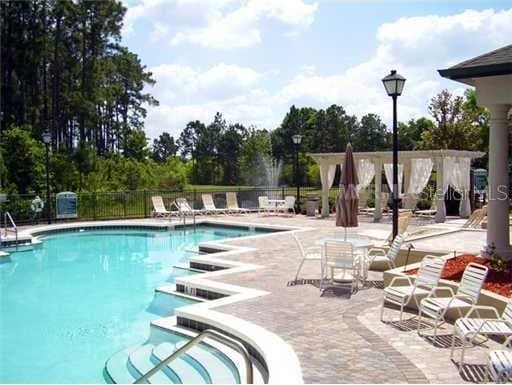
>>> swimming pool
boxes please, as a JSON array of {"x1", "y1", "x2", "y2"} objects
[{"x1": 0, "y1": 225, "x2": 265, "y2": 383}]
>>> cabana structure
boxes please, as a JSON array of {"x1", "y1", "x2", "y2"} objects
[
  {"x1": 439, "y1": 44, "x2": 512, "y2": 257},
  {"x1": 309, "y1": 150, "x2": 484, "y2": 221}
]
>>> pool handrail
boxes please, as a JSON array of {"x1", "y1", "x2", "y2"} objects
[{"x1": 134, "y1": 328, "x2": 253, "y2": 384}]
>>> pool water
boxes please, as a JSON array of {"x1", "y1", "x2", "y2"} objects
[{"x1": 0, "y1": 225, "x2": 261, "y2": 383}]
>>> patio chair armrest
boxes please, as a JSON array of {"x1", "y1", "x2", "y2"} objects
[
  {"x1": 465, "y1": 305, "x2": 500, "y2": 319},
  {"x1": 504, "y1": 335, "x2": 512, "y2": 348},
  {"x1": 388, "y1": 275, "x2": 413, "y2": 287},
  {"x1": 367, "y1": 247, "x2": 386, "y2": 256},
  {"x1": 454, "y1": 294, "x2": 477, "y2": 305},
  {"x1": 430, "y1": 286, "x2": 456, "y2": 298}
]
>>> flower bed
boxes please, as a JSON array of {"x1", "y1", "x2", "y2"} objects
[{"x1": 407, "y1": 254, "x2": 512, "y2": 298}]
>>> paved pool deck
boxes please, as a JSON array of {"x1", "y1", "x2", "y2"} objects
[
  {"x1": 12, "y1": 214, "x2": 503, "y2": 383},
  {"x1": 198, "y1": 214, "x2": 499, "y2": 383}
]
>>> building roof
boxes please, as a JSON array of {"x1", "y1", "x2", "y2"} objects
[{"x1": 438, "y1": 44, "x2": 512, "y2": 85}]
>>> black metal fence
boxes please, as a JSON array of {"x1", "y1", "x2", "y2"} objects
[{"x1": 1, "y1": 186, "x2": 338, "y2": 225}]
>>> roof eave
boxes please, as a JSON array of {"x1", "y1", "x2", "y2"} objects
[{"x1": 438, "y1": 63, "x2": 512, "y2": 85}]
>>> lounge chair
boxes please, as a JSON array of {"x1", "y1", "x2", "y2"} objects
[
  {"x1": 451, "y1": 300, "x2": 512, "y2": 367},
  {"x1": 173, "y1": 197, "x2": 204, "y2": 216},
  {"x1": 463, "y1": 206, "x2": 487, "y2": 228},
  {"x1": 399, "y1": 193, "x2": 418, "y2": 213},
  {"x1": 151, "y1": 196, "x2": 173, "y2": 218},
  {"x1": 359, "y1": 192, "x2": 389, "y2": 216},
  {"x1": 320, "y1": 240, "x2": 360, "y2": 293},
  {"x1": 418, "y1": 262, "x2": 489, "y2": 345},
  {"x1": 381, "y1": 255, "x2": 446, "y2": 325},
  {"x1": 383, "y1": 212, "x2": 412, "y2": 245},
  {"x1": 293, "y1": 233, "x2": 322, "y2": 282},
  {"x1": 201, "y1": 194, "x2": 227, "y2": 215},
  {"x1": 276, "y1": 196, "x2": 296, "y2": 216},
  {"x1": 258, "y1": 196, "x2": 275, "y2": 215},
  {"x1": 488, "y1": 336, "x2": 512, "y2": 383},
  {"x1": 226, "y1": 192, "x2": 249, "y2": 215},
  {"x1": 367, "y1": 233, "x2": 405, "y2": 271},
  {"x1": 415, "y1": 200, "x2": 437, "y2": 218}
]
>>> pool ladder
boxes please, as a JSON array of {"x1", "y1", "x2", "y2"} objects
[
  {"x1": 134, "y1": 329, "x2": 253, "y2": 384},
  {"x1": 1, "y1": 211, "x2": 18, "y2": 247}
]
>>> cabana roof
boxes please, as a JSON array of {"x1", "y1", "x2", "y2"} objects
[{"x1": 309, "y1": 149, "x2": 485, "y2": 165}]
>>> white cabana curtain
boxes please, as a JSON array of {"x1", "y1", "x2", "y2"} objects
[
  {"x1": 407, "y1": 158, "x2": 433, "y2": 195},
  {"x1": 443, "y1": 157, "x2": 471, "y2": 217},
  {"x1": 320, "y1": 164, "x2": 337, "y2": 190},
  {"x1": 356, "y1": 159, "x2": 375, "y2": 192},
  {"x1": 384, "y1": 163, "x2": 403, "y2": 195}
]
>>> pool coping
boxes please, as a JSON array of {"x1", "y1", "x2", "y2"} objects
[{"x1": 16, "y1": 218, "x2": 308, "y2": 384}]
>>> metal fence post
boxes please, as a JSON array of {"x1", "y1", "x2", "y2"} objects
[
  {"x1": 93, "y1": 192, "x2": 97, "y2": 220},
  {"x1": 123, "y1": 192, "x2": 127, "y2": 218},
  {"x1": 281, "y1": 187, "x2": 285, "y2": 200},
  {"x1": 143, "y1": 190, "x2": 148, "y2": 218}
]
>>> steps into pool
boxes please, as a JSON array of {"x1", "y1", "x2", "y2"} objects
[{"x1": 105, "y1": 329, "x2": 263, "y2": 384}]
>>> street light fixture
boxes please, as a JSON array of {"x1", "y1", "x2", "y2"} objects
[
  {"x1": 382, "y1": 70, "x2": 406, "y2": 240},
  {"x1": 292, "y1": 134, "x2": 302, "y2": 213},
  {"x1": 42, "y1": 130, "x2": 51, "y2": 224}
]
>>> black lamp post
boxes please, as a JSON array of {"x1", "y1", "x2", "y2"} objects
[
  {"x1": 292, "y1": 134, "x2": 302, "y2": 213},
  {"x1": 382, "y1": 70, "x2": 406, "y2": 240},
  {"x1": 42, "y1": 130, "x2": 51, "y2": 224}
]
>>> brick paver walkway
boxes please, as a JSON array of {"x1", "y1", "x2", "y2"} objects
[{"x1": 198, "y1": 214, "x2": 499, "y2": 383}]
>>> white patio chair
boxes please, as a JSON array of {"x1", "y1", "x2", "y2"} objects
[
  {"x1": 292, "y1": 233, "x2": 322, "y2": 282},
  {"x1": 418, "y1": 262, "x2": 488, "y2": 345},
  {"x1": 451, "y1": 300, "x2": 512, "y2": 367},
  {"x1": 277, "y1": 196, "x2": 296, "y2": 216},
  {"x1": 173, "y1": 197, "x2": 204, "y2": 216},
  {"x1": 226, "y1": 192, "x2": 249, "y2": 215},
  {"x1": 366, "y1": 234, "x2": 404, "y2": 271},
  {"x1": 258, "y1": 196, "x2": 274, "y2": 215},
  {"x1": 381, "y1": 255, "x2": 446, "y2": 325},
  {"x1": 151, "y1": 196, "x2": 173, "y2": 218},
  {"x1": 320, "y1": 240, "x2": 360, "y2": 293},
  {"x1": 488, "y1": 336, "x2": 512, "y2": 383},
  {"x1": 201, "y1": 194, "x2": 227, "y2": 215}
]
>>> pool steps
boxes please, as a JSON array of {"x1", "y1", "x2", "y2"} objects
[{"x1": 105, "y1": 326, "x2": 262, "y2": 384}]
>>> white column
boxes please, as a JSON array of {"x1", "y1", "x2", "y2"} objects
[
  {"x1": 434, "y1": 157, "x2": 446, "y2": 223},
  {"x1": 320, "y1": 163, "x2": 330, "y2": 217},
  {"x1": 373, "y1": 159, "x2": 383, "y2": 222},
  {"x1": 486, "y1": 104, "x2": 511, "y2": 257}
]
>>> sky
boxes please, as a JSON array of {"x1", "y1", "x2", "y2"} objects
[{"x1": 120, "y1": 0, "x2": 512, "y2": 139}]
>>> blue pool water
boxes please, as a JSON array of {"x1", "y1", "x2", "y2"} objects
[{"x1": 0, "y1": 225, "x2": 263, "y2": 383}]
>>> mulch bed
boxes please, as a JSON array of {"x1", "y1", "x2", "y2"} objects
[{"x1": 406, "y1": 254, "x2": 512, "y2": 298}]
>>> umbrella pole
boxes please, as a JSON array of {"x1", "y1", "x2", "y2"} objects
[{"x1": 344, "y1": 227, "x2": 347, "y2": 241}]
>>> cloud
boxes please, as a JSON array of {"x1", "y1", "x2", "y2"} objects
[
  {"x1": 123, "y1": 0, "x2": 319, "y2": 49},
  {"x1": 141, "y1": 7, "x2": 512, "y2": 139},
  {"x1": 272, "y1": 8, "x2": 512, "y2": 124}
]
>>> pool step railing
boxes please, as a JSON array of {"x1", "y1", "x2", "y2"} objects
[
  {"x1": 134, "y1": 329, "x2": 253, "y2": 384},
  {"x1": 2, "y1": 211, "x2": 18, "y2": 248}
]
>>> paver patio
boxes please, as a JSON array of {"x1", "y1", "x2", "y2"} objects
[{"x1": 197, "y1": 213, "x2": 499, "y2": 383}]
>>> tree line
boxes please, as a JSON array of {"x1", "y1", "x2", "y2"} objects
[{"x1": 0, "y1": 1, "x2": 492, "y2": 195}]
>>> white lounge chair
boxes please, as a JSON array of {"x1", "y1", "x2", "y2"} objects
[
  {"x1": 381, "y1": 255, "x2": 446, "y2": 325},
  {"x1": 151, "y1": 196, "x2": 173, "y2": 218},
  {"x1": 173, "y1": 197, "x2": 204, "y2": 216},
  {"x1": 366, "y1": 233, "x2": 405, "y2": 271},
  {"x1": 293, "y1": 233, "x2": 322, "y2": 282},
  {"x1": 320, "y1": 240, "x2": 360, "y2": 293},
  {"x1": 451, "y1": 300, "x2": 512, "y2": 367},
  {"x1": 418, "y1": 262, "x2": 488, "y2": 345},
  {"x1": 488, "y1": 336, "x2": 512, "y2": 383},
  {"x1": 226, "y1": 192, "x2": 249, "y2": 215},
  {"x1": 201, "y1": 194, "x2": 227, "y2": 215},
  {"x1": 277, "y1": 196, "x2": 296, "y2": 216},
  {"x1": 415, "y1": 200, "x2": 437, "y2": 218}
]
